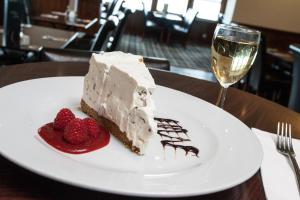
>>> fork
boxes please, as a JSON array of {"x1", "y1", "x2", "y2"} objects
[{"x1": 277, "y1": 122, "x2": 300, "y2": 192}]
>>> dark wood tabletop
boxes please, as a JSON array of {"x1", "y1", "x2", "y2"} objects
[
  {"x1": 31, "y1": 14, "x2": 98, "y2": 31},
  {"x1": 23, "y1": 25, "x2": 83, "y2": 49},
  {"x1": 0, "y1": 25, "x2": 84, "y2": 50},
  {"x1": 152, "y1": 11, "x2": 183, "y2": 22},
  {"x1": 1, "y1": 62, "x2": 300, "y2": 200},
  {"x1": 266, "y1": 48, "x2": 294, "y2": 64}
]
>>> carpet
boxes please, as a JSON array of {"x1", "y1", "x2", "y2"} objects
[{"x1": 116, "y1": 34, "x2": 212, "y2": 72}]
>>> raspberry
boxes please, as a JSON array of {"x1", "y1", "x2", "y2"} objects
[
  {"x1": 63, "y1": 118, "x2": 88, "y2": 144},
  {"x1": 53, "y1": 108, "x2": 75, "y2": 131},
  {"x1": 84, "y1": 118, "x2": 100, "y2": 138}
]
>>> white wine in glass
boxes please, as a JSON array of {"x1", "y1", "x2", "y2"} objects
[{"x1": 211, "y1": 24, "x2": 261, "y2": 108}]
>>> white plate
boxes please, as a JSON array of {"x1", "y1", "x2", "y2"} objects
[{"x1": 0, "y1": 77, "x2": 263, "y2": 197}]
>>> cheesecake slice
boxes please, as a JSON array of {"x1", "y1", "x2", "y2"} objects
[{"x1": 81, "y1": 51, "x2": 156, "y2": 155}]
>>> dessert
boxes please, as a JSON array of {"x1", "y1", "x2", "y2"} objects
[{"x1": 81, "y1": 51, "x2": 156, "y2": 155}]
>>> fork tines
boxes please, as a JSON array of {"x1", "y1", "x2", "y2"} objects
[{"x1": 277, "y1": 122, "x2": 292, "y2": 152}]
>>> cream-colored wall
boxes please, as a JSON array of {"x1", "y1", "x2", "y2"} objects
[{"x1": 230, "y1": 0, "x2": 300, "y2": 33}]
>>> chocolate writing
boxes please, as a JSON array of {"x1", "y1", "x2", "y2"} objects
[{"x1": 154, "y1": 118, "x2": 199, "y2": 157}]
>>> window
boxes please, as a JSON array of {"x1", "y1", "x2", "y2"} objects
[
  {"x1": 156, "y1": 0, "x2": 189, "y2": 15},
  {"x1": 143, "y1": 0, "x2": 153, "y2": 11},
  {"x1": 102, "y1": 0, "x2": 112, "y2": 4},
  {"x1": 123, "y1": 0, "x2": 152, "y2": 11},
  {"x1": 154, "y1": 0, "x2": 221, "y2": 20},
  {"x1": 193, "y1": 0, "x2": 221, "y2": 21},
  {"x1": 103, "y1": 0, "x2": 152, "y2": 12}
]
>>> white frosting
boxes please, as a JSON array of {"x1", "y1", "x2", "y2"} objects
[{"x1": 82, "y1": 51, "x2": 156, "y2": 154}]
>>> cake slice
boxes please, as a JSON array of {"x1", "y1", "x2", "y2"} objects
[{"x1": 81, "y1": 51, "x2": 156, "y2": 155}]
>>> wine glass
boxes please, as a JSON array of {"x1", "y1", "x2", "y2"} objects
[{"x1": 211, "y1": 24, "x2": 261, "y2": 109}]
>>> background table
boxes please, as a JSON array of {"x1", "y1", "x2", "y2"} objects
[
  {"x1": 0, "y1": 25, "x2": 84, "y2": 50},
  {"x1": 152, "y1": 11, "x2": 183, "y2": 23},
  {"x1": 32, "y1": 14, "x2": 98, "y2": 31},
  {"x1": 1, "y1": 62, "x2": 300, "y2": 199}
]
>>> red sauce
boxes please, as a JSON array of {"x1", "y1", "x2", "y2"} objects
[{"x1": 38, "y1": 123, "x2": 110, "y2": 154}]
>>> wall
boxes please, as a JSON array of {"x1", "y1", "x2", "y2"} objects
[
  {"x1": 223, "y1": 0, "x2": 300, "y2": 51},
  {"x1": 231, "y1": 0, "x2": 300, "y2": 34},
  {"x1": 30, "y1": 0, "x2": 69, "y2": 16}
]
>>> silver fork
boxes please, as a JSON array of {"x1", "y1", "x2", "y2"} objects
[{"x1": 277, "y1": 122, "x2": 300, "y2": 192}]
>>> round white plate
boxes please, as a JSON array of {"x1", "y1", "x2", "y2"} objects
[{"x1": 0, "y1": 77, "x2": 263, "y2": 197}]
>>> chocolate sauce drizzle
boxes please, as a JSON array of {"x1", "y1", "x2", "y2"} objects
[{"x1": 154, "y1": 117, "x2": 199, "y2": 157}]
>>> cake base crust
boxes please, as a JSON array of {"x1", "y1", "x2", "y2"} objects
[{"x1": 81, "y1": 99, "x2": 141, "y2": 154}]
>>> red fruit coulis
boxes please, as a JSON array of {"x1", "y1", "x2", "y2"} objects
[{"x1": 38, "y1": 123, "x2": 110, "y2": 154}]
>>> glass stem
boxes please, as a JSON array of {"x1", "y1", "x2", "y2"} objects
[{"x1": 216, "y1": 86, "x2": 228, "y2": 109}]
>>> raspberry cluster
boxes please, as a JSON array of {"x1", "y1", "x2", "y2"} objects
[{"x1": 53, "y1": 108, "x2": 102, "y2": 144}]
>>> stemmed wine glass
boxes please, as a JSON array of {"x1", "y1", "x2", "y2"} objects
[{"x1": 211, "y1": 24, "x2": 261, "y2": 109}]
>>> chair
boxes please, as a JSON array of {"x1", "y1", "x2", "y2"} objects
[
  {"x1": 100, "y1": 0, "x2": 118, "y2": 19},
  {"x1": 105, "y1": 8, "x2": 131, "y2": 52},
  {"x1": 142, "y1": 2, "x2": 164, "y2": 41},
  {"x1": 288, "y1": 44, "x2": 300, "y2": 112},
  {"x1": 90, "y1": 16, "x2": 118, "y2": 51},
  {"x1": 40, "y1": 47, "x2": 92, "y2": 62},
  {"x1": 64, "y1": 17, "x2": 118, "y2": 52},
  {"x1": 111, "y1": 0, "x2": 125, "y2": 16},
  {"x1": 166, "y1": 8, "x2": 198, "y2": 46},
  {"x1": 143, "y1": 56, "x2": 170, "y2": 71},
  {"x1": 99, "y1": 0, "x2": 124, "y2": 25},
  {"x1": 22, "y1": 0, "x2": 31, "y2": 25},
  {"x1": 39, "y1": 48, "x2": 170, "y2": 71},
  {"x1": 245, "y1": 34, "x2": 292, "y2": 105},
  {"x1": 243, "y1": 34, "x2": 267, "y2": 92},
  {"x1": 0, "y1": 47, "x2": 40, "y2": 65}
]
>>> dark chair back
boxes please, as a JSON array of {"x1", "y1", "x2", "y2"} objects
[
  {"x1": 142, "y1": 2, "x2": 147, "y2": 19},
  {"x1": 22, "y1": 0, "x2": 31, "y2": 24},
  {"x1": 183, "y1": 8, "x2": 198, "y2": 30},
  {"x1": 143, "y1": 56, "x2": 170, "y2": 71},
  {"x1": 40, "y1": 47, "x2": 91, "y2": 62},
  {"x1": 247, "y1": 34, "x2": 266, "y2": 92},
  {"x1": 142, "y1": 1, "x2": 148, "y2": 28},
  {"x1": 90, "y1": 17, "x2": 118, "y2": 51},
  {"x1": 142, "y1": 2, "x2": 155, "y2": 26},
  {"x1": 0, "y1": 46, "x2": 39, "y2": 65},
  {"x1": 142, "y1": 2, "x2": 154, "y2": 19},
  {"x1": 106, "y1": 8, "x2": 131, "y2": 51},
  {"x1": 289, "y1": 44, "x2": 300, "y2": 112},
  {"x1": 111, "y1": 0, "x2": 125, "y2": 15},
  {"x1": 39, "y1": 48, "x2": 170, "y2": 72},
  {"x1": 245, "y1": 35, "x2": 291, "y2": 107},
  {"x1": 2, "y1": 0, "x2": 22, "y2": 48},
  {"x1": 106, "y1": 0, "x2": 118, "y2": 17}
]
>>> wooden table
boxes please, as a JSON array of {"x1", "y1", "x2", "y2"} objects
[
  {"x1": 0, "y1": 25, "x2": 84, "y2": 50},
  {"x1": 1, "y1": 62, "x2": 300, "y2": 199},
  {"x1": 153, "y1": 11, "x2": 183, "y2": 22},
  {"x1": 31, "y1": 13, "x2": 98, "y2": 31},
  {"x1": 266, "y1": 48, "x2": 294, "y2": 64},
  {"x1": 151, "y1": 11, "x2": 183, "y2": 42},
  {"x1": 152, "y1": 11, "x2": 183, "y2": 29}
]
